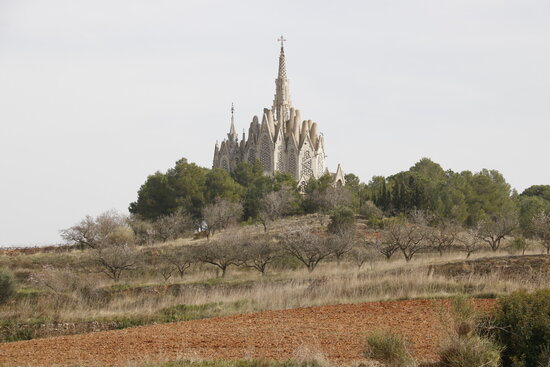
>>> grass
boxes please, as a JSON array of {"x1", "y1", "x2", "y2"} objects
[
  {"x1": 0, "y1": 215, "x2": 549, "y2": 343},
  {"x1": 364, "y1": 329, "x2": 416, "y2": 367}
]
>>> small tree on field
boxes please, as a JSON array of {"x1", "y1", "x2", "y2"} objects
[
  {"x1": 476, "y1": 215, "x2": 518, "y2": 251},
  {"x1": 202, "y1": 198, "x2": 243, "y2": 239},
  {"x1": 280, "y1": 227, "x2": 333, "y2": 272},
  {"x1": 60, "y1": 210, "x2": 128, "y2": 249},
  {"x1": 456, "y1": 228, "x2": 483, "y2": 258},
  {"x1": 162, "y1": 246, "x2": 193, "y2": 278},
  {"x1": 531, "y1": 212, "x2": 550, "y2": 254},
  {"x1": 258, "y1": 185, "x2": 295, "y2": 232},
  {"x1": 327, "y1": 230, "x2": 356, "y2": 265},
  {"x1": 94, "y1": 245, "x2": 137, "y2": 282},
  {"x1": 426, "y1": 220, "x2": 460, "y2": 256},
  {"x1": 384, "y1": 219, "x2": 427, "y2": 262},
  {"x1": 192, "y1": 231, "x2": 241, "y2": 277},
  {"x1": 349, "y1": 242, "x2": 376, "y2": 269},
  {"x1": 239, "y1": 236, "x2": 279, "y2": 275},
  {"x1": 310, "y1": 186, "x2": 352, "y2": 226},
  {"x1": 153, "y1": 208, "x2": 194, "y2": 242},
  {"x1": 93, "y1": 226, "x2": 137, "y2": 282}
]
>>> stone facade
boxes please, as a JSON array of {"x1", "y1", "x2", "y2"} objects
[{"x1": 213, "y1": 40, "x2": 344, "y2": 188}]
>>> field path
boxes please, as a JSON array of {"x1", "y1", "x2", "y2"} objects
[{"x1": 0, "y1": 299, "x2": 495, "y2": 366}]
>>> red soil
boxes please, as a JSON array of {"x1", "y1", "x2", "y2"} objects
[{"x1": 0, "y1": 299, "x2": 495, "y2": 366}]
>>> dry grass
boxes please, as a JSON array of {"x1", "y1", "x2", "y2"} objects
[{"x1": 1, "y1": 215, "x2": 549, "y2": 341}]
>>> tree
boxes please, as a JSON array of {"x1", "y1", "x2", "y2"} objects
[
  {"x1": 349, "y1": 242, "x2": 376, "y2": 269},
  {"x1": 239, "y1": 236, "x2": 279, "y2": 275},
  {"x1": 383, "y1": 217, "x2": 427, "y2": 262},
  {"x1": 60, "y1": 210, "x2": 129, "y2": 249},
  {"x1": 280, "y1": 227, "x2": 333, "y2": 272},
  {"x1": 258, "y1": 185, "x2": 295, "y2": 232},
  {"x1": 426, "y1": 220, "x2": 460, "y2": 256},
  {"x1": 129, "y1": 158, "x2": 208, "y2": 220},
  {"x1": 456, "y1": 228, "x2": 483, "y2": 258},
  {"x1": 192, "y1": 231, "x2": 241, "y2": 277},
  {"x1": 152, "y1": 208, "x2": 194, "y2": 242},
  {"x1": 476, "y1": 215, "x2": 518, "y2": 251},
  {"x1": 162, "y1": 245, "x2": 193, "y2": 278},
  {"x1": 204, "y1": 168, "x2": 243, "y2": 203},
  {"x1": 202, "y1": 198, "x2": 243, "y2": 238},
  {"x1": 531, "y1": 212, "x2": 550, "y2": 254},
  {"x1": 94, "y1": 244, "x2": 137, "y2": 282},
  {"x1": 327, "y1": 230, "x2": 355, "y2": 265}
]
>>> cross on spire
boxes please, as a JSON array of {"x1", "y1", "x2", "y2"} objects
[{"x1": 277, "y1": 35, "x2": 286, "y2": 49}]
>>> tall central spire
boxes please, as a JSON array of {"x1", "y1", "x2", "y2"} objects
[{"x1": 273, "y1": 35, "x2": 291, "y2": 122}]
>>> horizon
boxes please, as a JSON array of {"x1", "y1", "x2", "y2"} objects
[{"x1": 1, "y1": 1, "x2": 549, "y2": 246}]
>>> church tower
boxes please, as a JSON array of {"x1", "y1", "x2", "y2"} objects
[
  {"x1": 212, "y1": 37, "x2": 344, "y2": 188},
  {"x1": 272, "y1": 36, "x2": 292, "y2": 123}
]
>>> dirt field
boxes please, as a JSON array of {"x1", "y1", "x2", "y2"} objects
[{"x1": 0, "y1": 299, "x2": 495, "y2": 367}]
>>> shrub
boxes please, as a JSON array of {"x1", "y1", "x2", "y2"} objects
[
  {"x1": 492, "y1": 289, "x2": 550, "y2": 367},
  {"x1": 0, "y1": 269, "x2": 16, "y2": 305},
  {"x1": 438, "y1": 335, "x2": 501, "y2": 367},
  {"x1": 327, "y1": 206, "x2": 356, "y2": 235},
  {"x1": 364, "y1": 329, "x2": 415, "y2": 366}
]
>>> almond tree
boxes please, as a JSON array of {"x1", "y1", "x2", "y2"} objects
[
  {"x1": 258, "y1": 186, "x2": 295, "y2": 232},
  {"x1": 476, "y1": 215, "x2": 518, "y2": 251},
  {"x1": 426, "y1": 220, "x2": 460, "y2": 256},
  {"x1": 384, "y1": 220, "x2": 427, "y2": 262},
  {"x1": 456, "y1": 228, "x2": 483, "y2": 258},
  {"x1": 280, "y1": 227, "x2": 333, "y2": 272},
  {"x1": 202, "y1": 198, "x2": 243, "y2": 239},
  {"x1": 239, "y1": 236, "x2": 279, "y2": 275},
  {"x1": 192, "y1": 231, "x2": 241, "y2": 277}
]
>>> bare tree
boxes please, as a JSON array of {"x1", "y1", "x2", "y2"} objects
[
  {"x1": 128, "y1": 215, "x2": 155, "y2": 245},
  {"x1": 60, "y1": 210, "x2": 128, "y2": 249},
  {"x1": 94, "y1": 245, "x2": 137, "y2": 282},
  {"x1": 153, "y1": 208, "x2": 194, "y2": 242},
  {"x1": 162, "y1": 245, "x2": 193, "y2": 278},
  {"x1": 192, "y1": 231, "x2": 241, "y2": 277},
  {"x1": 349, "y1": 242, "x2": 377, "y2": 269},
  {"x1": 202, "y1": 198, "x2": 243, "y2": 238},
  {"x1": 258, "y1": 186, "x2": 295, "y2": 232},
  {"x1": 92, "y1": 226, "x2": 137, "y2": 282},
  {"x1": 239, "y1": 236, "x2": 279, "y2": 275},
  {"x1": 476, "y1": 215, "x2": 518, "y2": 251},
  {"x1": 327, "y1": 229, "x2": 355, "y2": 265},
  {"x1": 456, "y1": 228, "x2": 483, "y2": 258},
  {"x1": 426, "y1": 220, "x2": 460, "y2": 256},
  {"x1": 531, "y1": 212, "x2": 550, "y2": 254},
  {"x1": 280, "y1": 227, "x2": 333, "y2": 272},
  {"x1": 384, "y1": 219, "x2": 427, "y2": 262},
  {"x1": 159, "y1": 265, "x2": 174, "y2": 282}
]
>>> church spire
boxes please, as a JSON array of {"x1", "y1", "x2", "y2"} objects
[
  {"x1": 273, "y1": 35, "x2": 292, "y2": 122},
  {"x1": 228, "y1": 102, "x2": 238, "y2": 141}
]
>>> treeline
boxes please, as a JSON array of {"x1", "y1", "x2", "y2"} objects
[{"x1": 128, "y1": 157, "x2": 550, "y2": 237}]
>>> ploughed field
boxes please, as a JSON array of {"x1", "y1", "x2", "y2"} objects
[{"x1": 0, "y1": 298, "x2": 495, "y2": 367}]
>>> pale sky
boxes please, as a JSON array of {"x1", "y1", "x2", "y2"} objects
[{"x1": 1, "y1": 1, "x2": 549, "y2": 246}]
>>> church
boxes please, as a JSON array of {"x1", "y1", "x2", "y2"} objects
[{"x1": 212, "y1": 37, "x2": 345, "y2": 189}]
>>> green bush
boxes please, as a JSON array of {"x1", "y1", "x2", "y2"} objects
[
  {"x1": 327, "y1": 206, "x2": 356, "y2": 235},
  {"x1": 0, "y1": 269, "x2": 16, "y2": 305},
  {"x1": 364, "y1": 329, "x2": 416, "y2": 366},
  {"x1": 492, "y1": 289, "x2": 550, "y2": 367},
  {"x1": 438, "y1": 335, "x2": 501, "y2": 367}
]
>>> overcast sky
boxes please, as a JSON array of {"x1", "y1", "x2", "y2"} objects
[{"x1": 1, "y1": 1, "x2": 549, "y2": 246}]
